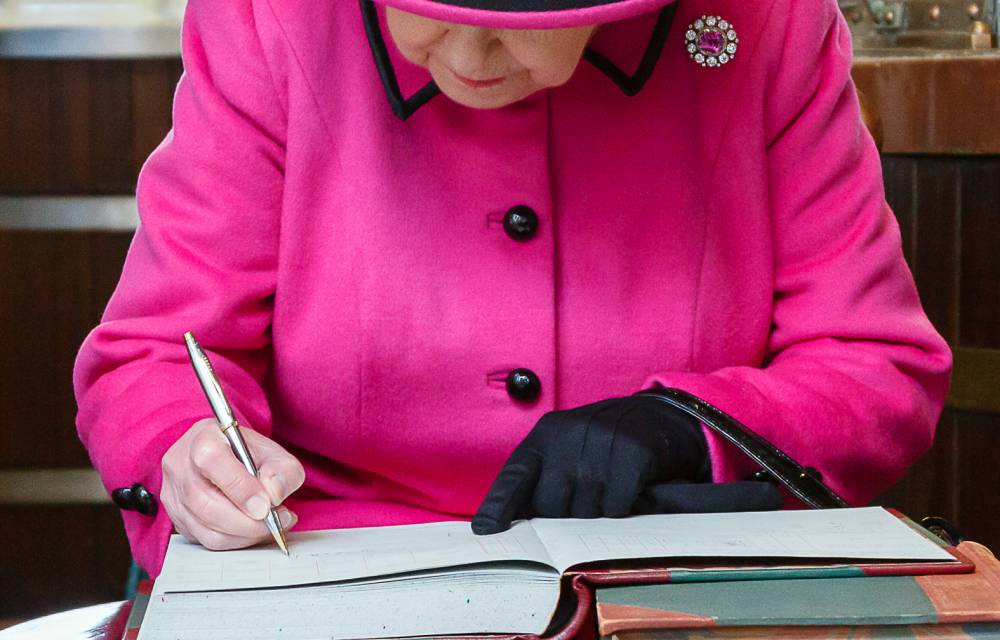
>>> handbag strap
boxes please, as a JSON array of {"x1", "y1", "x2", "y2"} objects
[{"x1": 636, "y1": 387, "x2": 849, "y2": 510}]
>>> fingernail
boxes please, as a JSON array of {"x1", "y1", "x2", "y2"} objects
[
  {"x1": 280, "y1": 509, "x2": 297, "y2": 529},
  {"x1": 245, "y1": 495, "x2": 269, "y2": 520}
]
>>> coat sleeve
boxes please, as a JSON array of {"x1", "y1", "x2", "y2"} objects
[
  {"x1": 72, "y1": 0, "x2": 285, "y2": 576},
  {"x1": 645, "y1": 0, "x2": 952, "y2": 505}
]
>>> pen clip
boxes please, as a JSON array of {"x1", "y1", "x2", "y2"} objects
[{"x1": 184, "y1": 331, "x2": 237, "y2": 427}]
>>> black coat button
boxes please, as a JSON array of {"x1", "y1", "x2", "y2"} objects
[
  {"x1": 111, "y1": 486, "x2": 136, "y2": 510},
  {"x1": 503, "y1": 206, "x2": 539, "y2": 242},
  {"x1": 506, "y1": 368, "x2": 541, "y2": 403},
  {"x1": 131, "y1": 483, "x2": 158, "y2": 517}
]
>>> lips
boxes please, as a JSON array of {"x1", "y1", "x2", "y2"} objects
[{"x1": 451, "y1": 69, "x2": 506, "y2": 89}]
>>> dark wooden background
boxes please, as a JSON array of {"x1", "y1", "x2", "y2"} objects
[
  {"x1": 0, "y1": 58, "x2": 997, "y2": 622},
  {"x1": 0, "y1": 59, "x2": 182, "y2": 624},
  {"x1": 876, "y1": 155, "x2": 1000, "y2": 545}
]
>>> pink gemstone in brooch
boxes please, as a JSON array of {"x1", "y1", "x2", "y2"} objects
[{"x1": 685, "y1": 15, "x2": 738, "y2": 68}]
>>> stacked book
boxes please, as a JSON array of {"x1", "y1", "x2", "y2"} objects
[{"x1": 128, "y1": 507, "x2": 974, "y2": 639}]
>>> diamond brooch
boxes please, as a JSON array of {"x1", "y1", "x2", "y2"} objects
[{"x1": 686, "y1": 15, "x2": 738, "y2": 68}]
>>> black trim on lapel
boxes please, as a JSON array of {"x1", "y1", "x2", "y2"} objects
[
  {"x1": 360, "y1": 0, "x2": 676, "y2": 120},
  {"x1": 583, "y1": 2, "x2": 676, "y2": 96},
  {"x1": 361, "y1": 0, "x2": 442, "y2": 121}
]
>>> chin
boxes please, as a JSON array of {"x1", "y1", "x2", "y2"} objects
[
  {"x1": 433, "y1": 76, "x2": 534, "y2": 110},
  {"x1": 443, "y1": 91, "x2": 526, "y2": 110}
]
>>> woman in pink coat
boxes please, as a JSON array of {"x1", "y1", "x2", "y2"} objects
[{"x1": 73, "y1": 0, "x2": 951, "y2": 577}]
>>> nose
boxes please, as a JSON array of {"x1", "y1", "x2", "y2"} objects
[{"x1": 441, "y1": 24, "x2": 500, "y2": 75}]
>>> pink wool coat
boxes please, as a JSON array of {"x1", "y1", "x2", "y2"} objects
[{"x1": 73, "y1": 0, "x2": 951, "y2": 576}]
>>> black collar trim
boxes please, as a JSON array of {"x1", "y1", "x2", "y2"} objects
[
  {"x1": 361, "y1": 0, "x2": 442, "y2": 120},
  {"x1": 583, "y1": 1, "x2": 675, "y2": 96},
  {"x1": 360, "y1": 0, "x2": 676, "y2": 121}
]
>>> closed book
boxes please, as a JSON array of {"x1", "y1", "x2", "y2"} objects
[
  {"x1": 597, "y1": 541, "x2": 1000, "y2": 638},
  {"x1": 604, "y1": 624, "x2": 1000, "y2": 639}
]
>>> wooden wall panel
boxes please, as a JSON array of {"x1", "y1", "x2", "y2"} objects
[
  {"x1": 0, "y1": 506, "x2": 131, "y2": 619},
  {"x1": 88, "y1": 62, "x2": 137, "y2": 193},
  {"x1": 2, "y1": 61, "x2": 51, "y2": 192},
  {"x1": 955, "y1": 412, "x2": 1000, "y2": 548},
  {"x1": 883, "y1": 155, "x2": 1000, "y2": 351},
  {"x1": 908, "y1": 158, "x2": 962, "y2": 342},
  {"x1": 49, "y1": 61, "x2": 95, "y2": 190},
  {"x1": 883, "y1": 156, "x2": 917, "y2": 263},
  {"x1": 0, "y1": 58, "x2": 180, "y2": 619},
  {"x1": 959, "y1": 161, "x2": 1000, "y2": 349},
  {"x1": 0, "y1": 59, "x2": 182, "y2": 195},
  {"x1": 851, "y1": 57, "x2": 1000, "y2": 155},
  {"x1": 879, "y1": 154, "x2": 1000, "y2": 553},
  {"x1": 0, "y1": 232, "x2": 133, "y2": 468},
  {"x1": 131, "y1": 60, "x2": 180, "y2": 172}
]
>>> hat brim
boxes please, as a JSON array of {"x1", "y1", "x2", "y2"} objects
[{"x1": 372, "y1": 0, "x2": 676, "y2": 28}]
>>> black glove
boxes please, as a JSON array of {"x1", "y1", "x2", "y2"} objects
[
  {"x1": 472, "y1": 394, "x2": 712, "y2": 535},
  {"x1": 632, "y1": 480, "x2": 784, "y2": 515}
]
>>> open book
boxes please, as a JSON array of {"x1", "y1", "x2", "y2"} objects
[{"x1": 138, "y1": 507, "x2": 959, "y2": 640}]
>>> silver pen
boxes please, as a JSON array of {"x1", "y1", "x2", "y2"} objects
[{"x1": 183, "y1": 331, "x2": 289, "y2": 555}]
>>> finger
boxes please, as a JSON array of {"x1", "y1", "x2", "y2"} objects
[
  {"x1": 574, "y1": 408, "x2": 615, "y2": 514},
  {"x1": 601, "y1": 466, "x2": 645, "y2": 517},
  {"x1": 532, "y1": 467, "x2": 574, "y2": 518},
  {"x1": 172, "y1": 513, "x2": 200, "y2": 545},
  {"x1": 249, "y1": 438, "x2": 306, "y2": 506},
  {"x1": 160, "y1": 476, "x2": 185, "y2": 531},
  {"x1": 258, "y1": 462, "x2": 304, "y2": 508},
  {"x1": 176, "y1": 490, "x2": 298, "y2": 551},
  {"x1": 571, "y1": 403, "x2": 615, "y2": 518},
  {"x1": 165, "y1": 486, "x2": 263, "y2": 551},
  {"x1": 569, "y1": 480, "x2": 604, "y2": 519},
  {"x1": 471, "y1": 449, "x2": 542, "y2": 535},
  {"x1": 190, "y1": 428, "x2": 271, "y2": 520},
  {"x1": 634, "y1": 481, "x2": 784, "y2": 514},
  {"x1": 190, "y1": 501, "x2": 298, "y2": 541},
  {"x1": 179, "y1": 510, "x2": 270, "y2": 551},
  {"x1": 184, "y1": 476, "x2": 296, "y2": 538}
]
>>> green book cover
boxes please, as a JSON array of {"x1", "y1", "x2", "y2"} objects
[{"x1": 597, "y1": 542, "x2": 1000, "y2": 637}]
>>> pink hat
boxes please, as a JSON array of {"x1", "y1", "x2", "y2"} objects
[{"x1": 372, "y1": 0, "x2": 677, "y2": 28}]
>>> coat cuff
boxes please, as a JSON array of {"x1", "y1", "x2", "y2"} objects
[{"x1": 77, "y1": 364, "x2": 210, "y2": 576}]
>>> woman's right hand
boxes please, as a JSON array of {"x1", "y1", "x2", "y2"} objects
[{"x1": 161, "y1": 419, "x2": 305, "y2": 551}]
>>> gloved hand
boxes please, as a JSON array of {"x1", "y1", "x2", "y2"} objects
[
  {"x1": 632, "y1": 480, "x2": 784, "y2": 514},
  {"x1": 472, "y1": 394, "x2": 712, "y2": 535}
]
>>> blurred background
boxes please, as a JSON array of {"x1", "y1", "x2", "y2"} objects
[{"x1": 0, "y1": 0, "x2": 998, "y2": 629}]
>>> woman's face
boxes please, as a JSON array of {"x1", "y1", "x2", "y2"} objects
[{"x1": 386, "y1": 7, "x2": 597, "y2": 109}]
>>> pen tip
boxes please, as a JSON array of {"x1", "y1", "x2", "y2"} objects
[{"x1": 276, "y1": 531, "x2": 289, "y2": 556}]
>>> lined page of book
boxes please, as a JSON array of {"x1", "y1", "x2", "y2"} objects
[
  {"x1": 530, "y1": 507, "x2": 956, "y2": 573},
  {"x1": 140, "y1": 567, "x2": 561, "y2": 640},
  {"x1": 155, "y1": 520, "x2": 554, "y2": 593}
]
